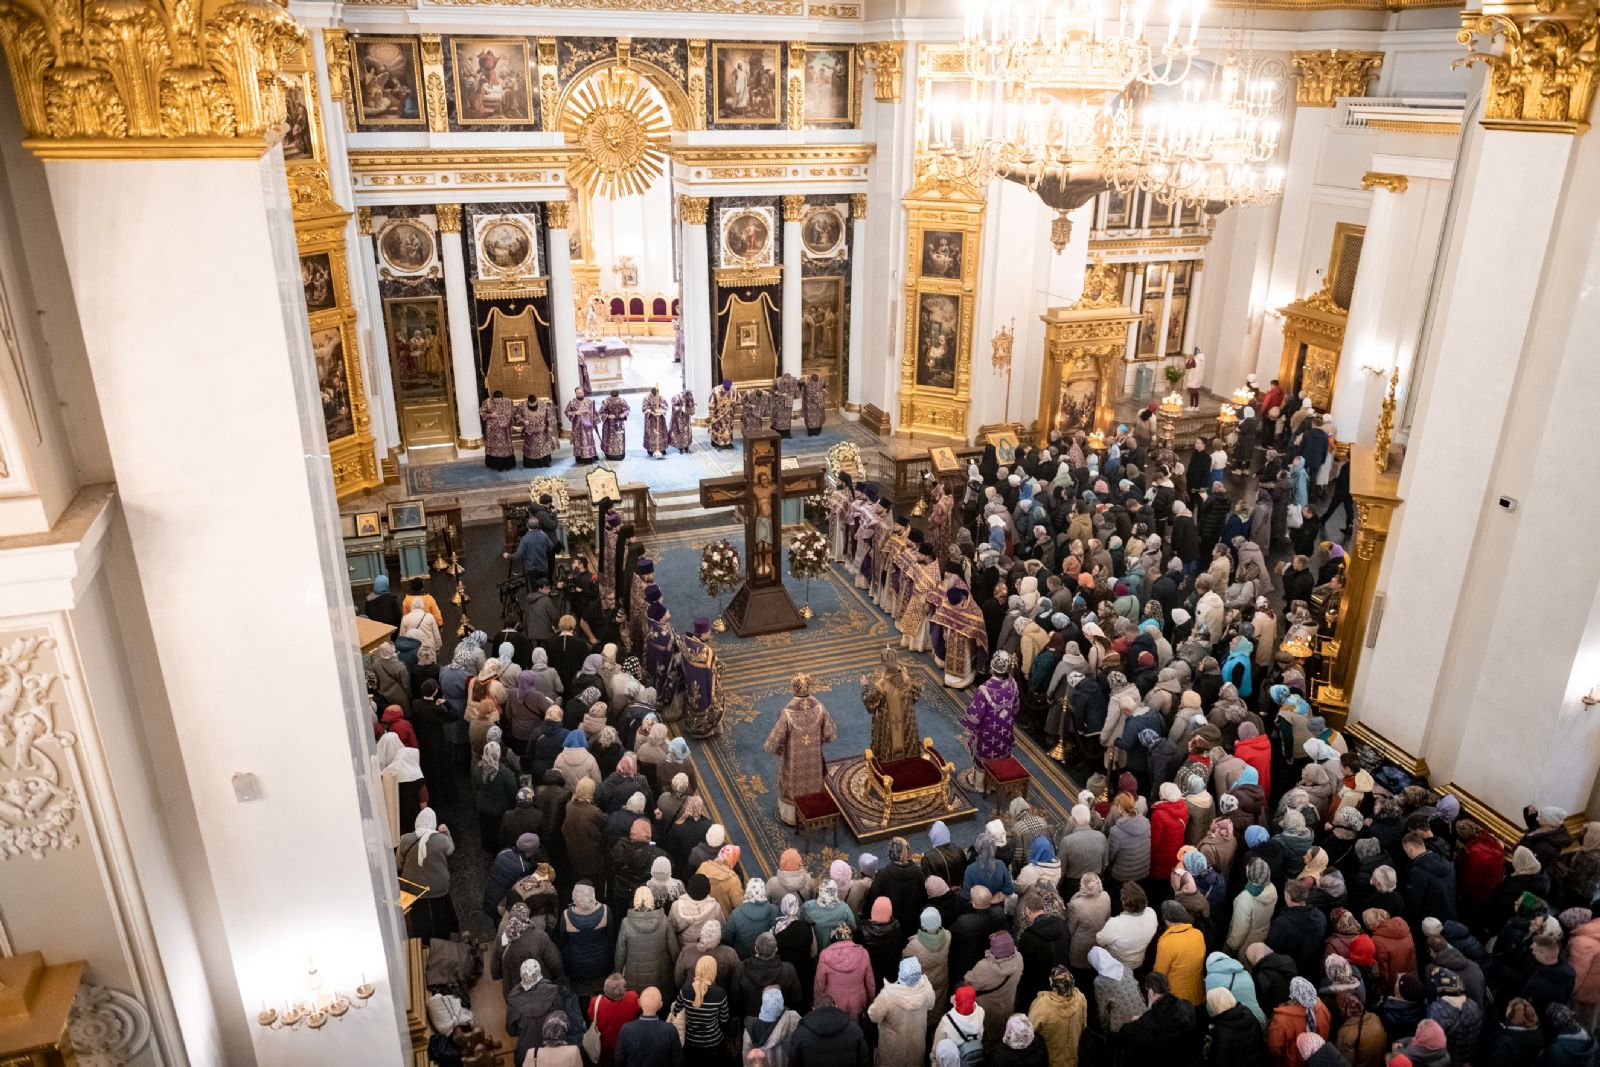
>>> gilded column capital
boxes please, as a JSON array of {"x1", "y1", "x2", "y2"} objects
[
  {"x1": 1292, "y1": 49, "x2": 1383, "y2": 107},
  {"x1": 1361, "y1": 171, "x2": 1410, "y2": 193},
  {"x1": 862, "y1": 41, "x2": 905, "y2": 104},
  {"x1": 1459, "y1": 0, "x2": 1599, "y2": 133},
  {"x1": 357, "y1": 206, "x2": 372, "y2": 235},
  {"x1": 679, "y1": 195, "x2": 709, "y2": 226},
  {"x1": 781, "y1": 194, "x2": 806, "y2": 222},
  {"x1": 0, "y1": 0, "x2": 308, "y2": 160},
  {"x1": 850, "y1": 193, "x2": 867, "y2": 219},
  {"x1": 437, "y1": 204, "x2": 462, "y2": 233},
  {"x1": 546, "y1": 199, "x2": 570, "y2": 229}
]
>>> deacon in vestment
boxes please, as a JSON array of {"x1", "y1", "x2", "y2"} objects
[
  {"x1": 519, "y1": 395, "x2": 557, "y2": 467},
  {"x1": 628, "y1": 558, "x2": 656, "y2": 657},
  {"x1": 708, "y1": 380, "x2": 737, "y2": 449},
  {"x1": 896, "y1": 543, "x2": 939, "y2": 651},
  {"x1": 769, "y1": 373, "x2": 798, "y2": 438},
  {"x1": 882, "y1": 528, "x2": 924, "y2": 618},
  {"x1": 802, "y1": 373, "x2": 827, "y2": 435},
  {"x1": 669, "y1": 389, "x2": 695, "y2": 452},
  {"x1": 480, "y1": 390, "x2": 518, "y2": 470},
  {"x1": 740, "y1": 388, "x2": 767, "y2": 439},
  {"x1": 930, "y1": 584, "x2": 988, "y2": 689},
  {"x1": 600, "y1": 511, "x2": 623, "y2": 589},
  {"x1": 926, "y1": 482, "x2": 956, "y2": 561},
  {"x1": 642, "y1": 388, "x2": 669, "y2": 457},
  {"x1": 868, "y1": 511, "x2": 904, "y2": 606},
  {"x1": 826, "y1": 474, "x2": 855, "y2": 563},
  {"x1": 861, "y1": 647, "x2": 923, "y2": 764},
  {"x1": 873, "y1": 517, "x2": 911, "y2": 609},
  {"x1": 680, "y1": 618, "x2": 724, "y2": 740},
  {"x1": 599, "y1": 390, "x2": 631, "y2": 461},
  {"x1": 565, "y1": 388, "x2": 599, "y2": 463},
  {"x1": 763, "y1": 673, "x2": 838, "y2": 824},
  {"x1": 645, "y1": 598, "x2": 677, "y2": 692},
  {"x1": 959, "y1": 651, "x2": 1020, "y2": 789},
  {"x1": 850, "y1": 489, "x2": 883, "y2": 589}
]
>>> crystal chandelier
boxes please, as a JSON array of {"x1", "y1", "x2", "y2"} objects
[{"x1": 958, "y1": 0, "x2": 1205, "y2": 90}]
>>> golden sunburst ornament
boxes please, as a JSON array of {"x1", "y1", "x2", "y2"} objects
[{"x1": 562, "y1": 70, "x2": 670, "y2": 199}]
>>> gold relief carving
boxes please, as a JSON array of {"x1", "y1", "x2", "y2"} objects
[
  {"x1": 456, "y1": 171, "x2": 549, "y2": 184},
  {"x1": 366, "y1": 174, "x2": 435, "y2": 186},
  {"x1": 861, "y1": 41, "x2": 905, "y2": 104},
  {"x1": 538, "y1": 37, "x2": 560, "y2": 130},
  {"x1": 563, "y1": 66, "x2": 671, "y2": 199},
  {"x1": 349, "y1": 148, "x2": 576, "y2": 170},
  {"x1": 431, "y1": 0, "x2": 801, "y2": 9},
  {"x1": 787, "y1": 42, "x2": 805, "y2": 130},
  {"x1": 679, "y1": 195, "x2": 710, "y2": 225},
  {"x1": 715, "y1": 265, "x2": 783, "y2": 286},
  {"x1": 1373, "y1": 366, "x2": 1398, "y2": 474},
  {"x1": 546, "y1": 200, "x2": 571, "y2": 229},
  {"x1": 810, "y1": 2, "x2": 861, "y2": 14},
  {"x1": 781, "y1": 194, "x2": 806, "y2": 222},
  {"x1": 323, "y1": 29, "x2": 356, "y2": 133},
  {"x1": 707, "y1": 165, "x2": 790, "y2": 178},
  {"x1": 1459, "y1": 0, "x2": 1599, "y2": 132},
  {"x1": 1362, "y1": 118, "x2": 1461, "y2": 135},
  {"x1": 1361, "y1": 171, "x2": 1410, "y2": 193},
  {"x1": 0, "y1": 0, "x2": 307, "y2": 159},
  {"x1": 1073, "y1": 255, "x2": 1124, "y2": 309},
  {"x1": 673, "y1": 144, "x2": 874, "y2": 166},
  {"x1": 1301, "y1": 279, "x2": 1345, "y2": 316},
  {"x1": 420, "y1": 34, "x2": 449, "y2": 133},
  {"x1": 288, "y1": 164, "x2": 343, "y2": 219},
  {"x1": 437, "y1": 203, "x2": 462, "y2": 233},
  {"x1": 688, "y1": 40, "x2": 708, "y2": 130},
  {"x1": 850, "y1": 193, "x2": 867, "y2": 219},
  {"x1": 1291, "y1": 49, "x2": 1384, "y2": 107},
  {"x1": 358, "y1": 206, "x2": 372, "y2": 235}
]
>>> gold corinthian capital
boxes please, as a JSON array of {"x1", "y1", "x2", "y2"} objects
[
  {"x1": 0, "y1": 0, "x2": 308, "y2": 159},
  {"x1": 1459, "y1": 0, "x2": 1600, "y2": 133},
  {"x1": 1291, "y1": 49, "x2": 1384, "y2": 108}
]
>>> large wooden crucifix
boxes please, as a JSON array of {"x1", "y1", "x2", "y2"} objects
[{"x1": 698, "y1": 429, "x2": 826, "y2": 636}]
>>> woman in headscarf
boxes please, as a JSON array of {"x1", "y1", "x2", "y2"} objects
[
  {"x1": 634, "y1": 721, "x2": 671, "y2": 781},
  {"x1": 1090, "y1": 945, "x2": 1144, "y2": 1034},
  {"x1": 1228, "y1": 857, "x2": 1279, "y2": 953},
  {"x1": 962, "y1": 830, "x2": 1017, "y2": 901},
  {"x1": 1267, "y1": 976, "x2": 1332, "y2": 1067},
  {"x1": 377, "y1": 731, "x2": 427, "y2": 847},
  {"x1": 772, "y1": 894, "x2": 816, "y2": 1007},
  {"x1": 371, "y1": 640, "x2": 411, "y2": 710},
  {"x1": 570, "y1": 653, "x2": 606, "y2": 710},
  {"x1": 467, "y1": 658, "x2": 507, "y2": 762},
  {"x1": 589, "y1": 725, "x2": 625, "y2": 782},
  {"x1": 724, "y1": 877, "x2": 779, "y2": 958},
  {"x1": 765, "y1": 848, "x2": 814, "y2": 905},
  {"x1": 698, "y1": 843, "x2": 745, "y2": 917},
  {"x1": 666, "y1": 795, "x2": 711, "y2": 875},
  {"x1": 473, "y1": 740, "x2": 517, "y2": 852},
  {"x1": 615, "y1": 884, "x2": 677, "y2": 994},
  {"x1": 553, "y1": 728, "x2": 602, "y2": 791},
  {"x1": 742, "y1": 986, "x2": 801, "y2": 1067},
  {"x1": 562, "y1": 778, "x2": 608, "y2": 889},
  {"x1": 801, "y1": 875, "x2": 855, "y2": 955},
  {"x1": 396, "y1": 808, "x2": 457, "y2": 939},
  {"x1": 676, "y1": 954, "x2": 731, "y2": 1058},
  {"x1": 1205, "y1": 986, "x2": 1270, "y2": 1067},
  {"x1": 990, "y1": 1014, "x2": 1047, "y2": 1067},
  {"x1": 559, "y1": 882, "x2": 613, "y2": 997},
  {"x1": 526, "y1": 646, "x2": 563, "y2": 699},
  {"x1": 867, "y1": 957, "x2": 936, "y2": 1066}
]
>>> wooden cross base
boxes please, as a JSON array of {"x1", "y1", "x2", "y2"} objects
[{"x1": 723, "y1": 581, "x2": 808, "y2": 636}]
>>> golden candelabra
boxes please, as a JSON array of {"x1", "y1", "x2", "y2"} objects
[
  {"x1": 256, "y1": 964, "x2": 375, "y2": 1031},
  {"x1": 1157, "y1": 390, "x2": 1185, "y2": 449},
  {"x1": 990, "y1": 318, "x2": 1016, "y2": 427},
  {"x1": 1217, "y1": 404, "x2": 1239, "y2": 436}
]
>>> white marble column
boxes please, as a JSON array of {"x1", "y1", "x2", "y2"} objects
[
  {"x1": 679, "y1": 196, "x2": 714, "y2": 411},
  {"x1": 545, "y1": 202, "x2": 581, "y2": 404},
  {"x1": 847, "y1": 193, "x2": 867, "y2": 412},
  {"x1": 356, "y1": 211, "x2": 402, "y2": 456},
  {"x1": 43, "y1": 149, "x2": 409, "y2": 1065},
  {"x1": 781, "y1": 195, "x2": 804, "y2": 379},
  {"x1": 438, "y1": 204, "x2": 483, "y2": 450},
  {"x1": 1181, "y1": 263, "x2": 1204, "y2": 355}
]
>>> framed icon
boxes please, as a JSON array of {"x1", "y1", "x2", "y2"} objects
[
  {"x1": 339, "y1": 512, "x2": 359, "y2": 539},
  {"x1": 387, "y1": 498, "x2": 427, "y2": 531},
  {"x1": 354, "y1": 511, "x2": 382, "y2": 538},
  {"x1": 738, "y1": 322, "x2": 760, "y2": 349},
  {"x1": 586, "y1": 465, "x2": 621, "y2": 505},
  {"x1": 929, "y1": 446, "x2": 960, "y2": 474},
  {"x1": 991, "y1": 431, "x2": 1019, "y2": 464},
  {"x1": 504, "y1": 338, "x2": 529, "y2": 365}
]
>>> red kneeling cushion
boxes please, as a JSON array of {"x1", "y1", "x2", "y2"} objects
[
  {"x1": 795, "y1": 791, "x2": 839, "y2": 820},
  {"x1": 877, "y1": 757, "x2": 943, "y2": 790},
  {"x1": 983, "y1": 756, "x2": 1029, "y2": 783}
]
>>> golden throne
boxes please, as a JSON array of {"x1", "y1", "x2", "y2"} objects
[{"x1": 863, "y1": 738, "x2": 958, "y2": 829}]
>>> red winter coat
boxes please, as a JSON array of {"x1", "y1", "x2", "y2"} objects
[
  {"x1": 1368, "y1": 915, "x2": 1418, "y2": 989},
  {"x1": 1454, "y1": 833, "x2": 1506, "y2": 916},
  {"x1": 376, "y1": 706, "x2": 418, "y2": 748},
  {"x1": 1234, "y1": 735, "x2": 1272, "y2": 797},
  {"x1": 813, "y1": 939, "x2": 876, "y2": 1020},
  {"x1": 1149, "y1": 800, "x2": 1190, "y2": 880}
]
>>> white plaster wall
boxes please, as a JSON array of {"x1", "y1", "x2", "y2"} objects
[{"x1": 591, "y1": 176, "x2": 676, "y2": 297}]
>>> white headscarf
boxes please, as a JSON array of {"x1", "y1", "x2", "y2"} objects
[
  {"x1": 379, "y1": 732, "x2": 424, "y2": 783},
  {"x1": 413, "y1": 808, "x2": 440, "y2": 862}
]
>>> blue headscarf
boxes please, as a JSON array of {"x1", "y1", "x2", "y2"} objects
[
  {"x1": 1234, "y1": 765, "x2": 1259, "y2": 789},
  {"x1": 1030, "y1": 837, "x2": 1056, "y2": 864},
  {"x1": 563, "y1": 729, "x2": 588, "y2": 749},
  {"x1": 1183, "y1": 851, "x2": 1209, "y2": 876},
  {"x1": 759, "y1": 987, "x2": 784, "y2": 1023},
  {"x1": 372, "y1": 575, "x2": 390, "y2": 594},
  {"x1": 929, "y1": 821, "x2": 951, "y2": 847},
  {"x1": 1221, "y1": 638, "x2": 1254, "y2": 698},
  {"x1": 898, "y1": 957, "x2": 923, "y2": 987},
  {"x1": 668, "y1": 737, "x2": 690, "y2": 760},
  {"x1": 1244, "y1": 825, "x2": 1269, "y2": 848}
]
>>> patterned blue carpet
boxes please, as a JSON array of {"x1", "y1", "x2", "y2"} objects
[
  {"x1": 641, "y1": 524, "x2": 1084, "y2": 877},
  {"x1": 405, "y1": 418, "x2": 876, "y2": 495}
]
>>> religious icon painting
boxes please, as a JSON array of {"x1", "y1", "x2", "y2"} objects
[
  {"x1": 311, "y1": 324, "x2": 355, "y2": 441},
  {"x1": 450, "y1": 37, "x2": 536, "y2": 125},
  {"x1": 354, "y1": 511, "x2": 382, "y2": 538},
  {"x1": 991, "y1": 430, "x2": 1019, "y2": 464},
  {"x1": 1165, "y1": 294, "x2": 1189, "y2": 353},
  {"x1": 1102, "y1": 188, "x2": 1132, "y2": 229},
  {"x1": 1138, "y1": 302, "x2": 1161, "y2": 356},
  {"x1": 1147, "y1": 196, "x2": 1177, "y2": 229},
  {"x1": 913, "y1": 292, "x2": 961, "y2": 390},
  {"x1": 279, "y1": 73, "x2": 318, "y2": 162},
  {"x1": 1178, "y1": 200, "x2": 1204, "y2": 228},
  {"x1": 719, "y1": 205, "x2": 776, "y2": 268},
  {"x1": 800, "y1": 276, "x2": 845, "y2": 367},
  {"x1": 339, "y1": 512, "x2": 360, "y2": 539},
  {"x1": 803, "y1": 47, "x2": 855, "y2": 125},
  {"x1": 474, "y1": 214, "x2": 538, "y2": 279},
  {"x1": 387, "y1": 498, "x2": 427, "y2": 531},
  {"x1": 920, "y1": 230, "x2": 964, "y2": 280},
  {"x1": 503, "y1": 338, "x2": 529, "y2": 365},
  {"x1": 300, "y1": 252, "x2": 337, "y2": 313},
  {"x1": 384, "y1": 297, "x2": 450, "y2": 400},
  {"x1": 377, "y1": 217, "x2": 438, "y2": 279},
  {"x1": 929, "y1": 446, "x2": 960, "y2": 474},
  {"x1": 585, "y1": 465, "x2": 621, "y2": 505},
  {"x1": 352, "y1": 37, "x2": 424, "y2": 127},
  {"x1": 1057, "y1": 372, "x2": 1099, "y2": 434},
  {"x1": 800, "y1": 204, "x2": 847, "y2": 262},
  {"x1": 738, "y1": 322, "x2": 760, "y2": 349},
  {"x1": 712, "y1": 43, "x2": 783, "y2": 125}
]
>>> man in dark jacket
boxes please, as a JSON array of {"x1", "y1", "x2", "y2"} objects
[
  {"x1": 610, "y1": 820, "x2": 667, "y2": 917},
  {"x1": 1402, "y1": 833, "x2": 1458, "y2": 926},
  {"x1": 506, "y1": 521, "x2": 553, "y2": 582},
  {"x1": 1121, "y1": 973, "x2": 1200, "y2": 1061},
  {"x1": 949, "y1": 885, "x2": 1007, "y2": 985},
  {"x1": 1170, "y1": 502, "x2": 1201, "y2": 575},
  {"x1": 522, "y1": 577, "x2": 562, "y2": 646},
  {"x1": 1266, "y1": 879, "x2": 1329, "y2": 979},
  {"x1": 483, "y1": 833, "x2": 542, "y2": 921},
  {"x1": 790, "y1": 994, "x2": 870, "y2": 1066},
  {"x1": 1016, "y1": 903, "x2": 1072, "y2": 1008},
  {"x1": 1196, "y1": 482, "x2": 1231, "y2": 556},
  {"x1": 614, "y1": 987, "x2": 683, "y2": 1067}
]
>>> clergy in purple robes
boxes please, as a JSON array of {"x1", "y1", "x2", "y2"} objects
[
  {"x1": 930, "y1": 584, "x2": 989, "y2": 689},
  {"x1": 959, "y1": 651, "x2": 1020, "y2": 787},
  {"x1": 642, "y1": 388, "x2": 669, "y2": 457},
  {"x1": 670, "y1": 390, "x2": 695, "y2": 452},
  {"x1": 565, "y1": 388, "x2": 598, "y2": 462},
  {"x1": 599, "y1": 391, "x2": 630, "y2": 460},
  {"x1": 680, "y1": 618, "x2": 722, "y2": 740},
  {"x1": 519, "y1": 396, "x2": 557, "y2": 467}
]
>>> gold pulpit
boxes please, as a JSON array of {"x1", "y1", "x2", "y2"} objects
[
  {"x1": 1277, "y1": 281, "x2": 1348, "y2": 413},
  {"x1": 0, "y1": 952, "x2": 83, "y2": 1066},
  {"x1": 1038, "y1": 266, "x2": 1140, "y2": 443}
]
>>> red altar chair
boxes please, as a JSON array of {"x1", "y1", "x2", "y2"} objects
[{"x1": 864, "y1": 738, "x2": 957, "y2": 830}]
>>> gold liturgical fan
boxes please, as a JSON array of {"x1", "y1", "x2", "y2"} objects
[{"x1": 562, "y1": 68, "x2": 671, "y2": 199}]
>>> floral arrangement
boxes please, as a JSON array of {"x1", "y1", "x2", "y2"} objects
[
  {"x1": 788, "y1": 527, "x2": 831, "y2": 580},
  {"x1": 699, "y1": 539, "x2": 742, "y2": 597},
  {"x1": 527, "y1": 475, "x2": 592, "y2": 542},
  {"x1": 826, "y1": 441, "x2": 864, "y2": 483}
]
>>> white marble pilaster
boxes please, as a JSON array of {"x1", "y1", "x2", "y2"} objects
[
  {"x1": 546, "y1": 214, "x2": 581, "y2": 402},
  {"x1": 438, "y1": 207, "x2": 483, "y2": 449},
  {"x1": 42, "y1": 150, "x2": 410, "y2": 1066},
  {"x1": 781, "y1": 196, "x2": 804, "y2": 379},
  {"x1": 1181, "y1": 264, "x2": 1204, "y2": 355},
  {"x1": 356, "y1": 221, "x2": 402, "y2": 457},
  {"x1": 846, "y1": 196, "x2": 867, "y2": 411},
  {"x1": 679, "y1": 198, "x2": 714, "y2": 411},
  {"x1": 1123, "y1": 272, "x2": 1144, "y2": 364}
]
